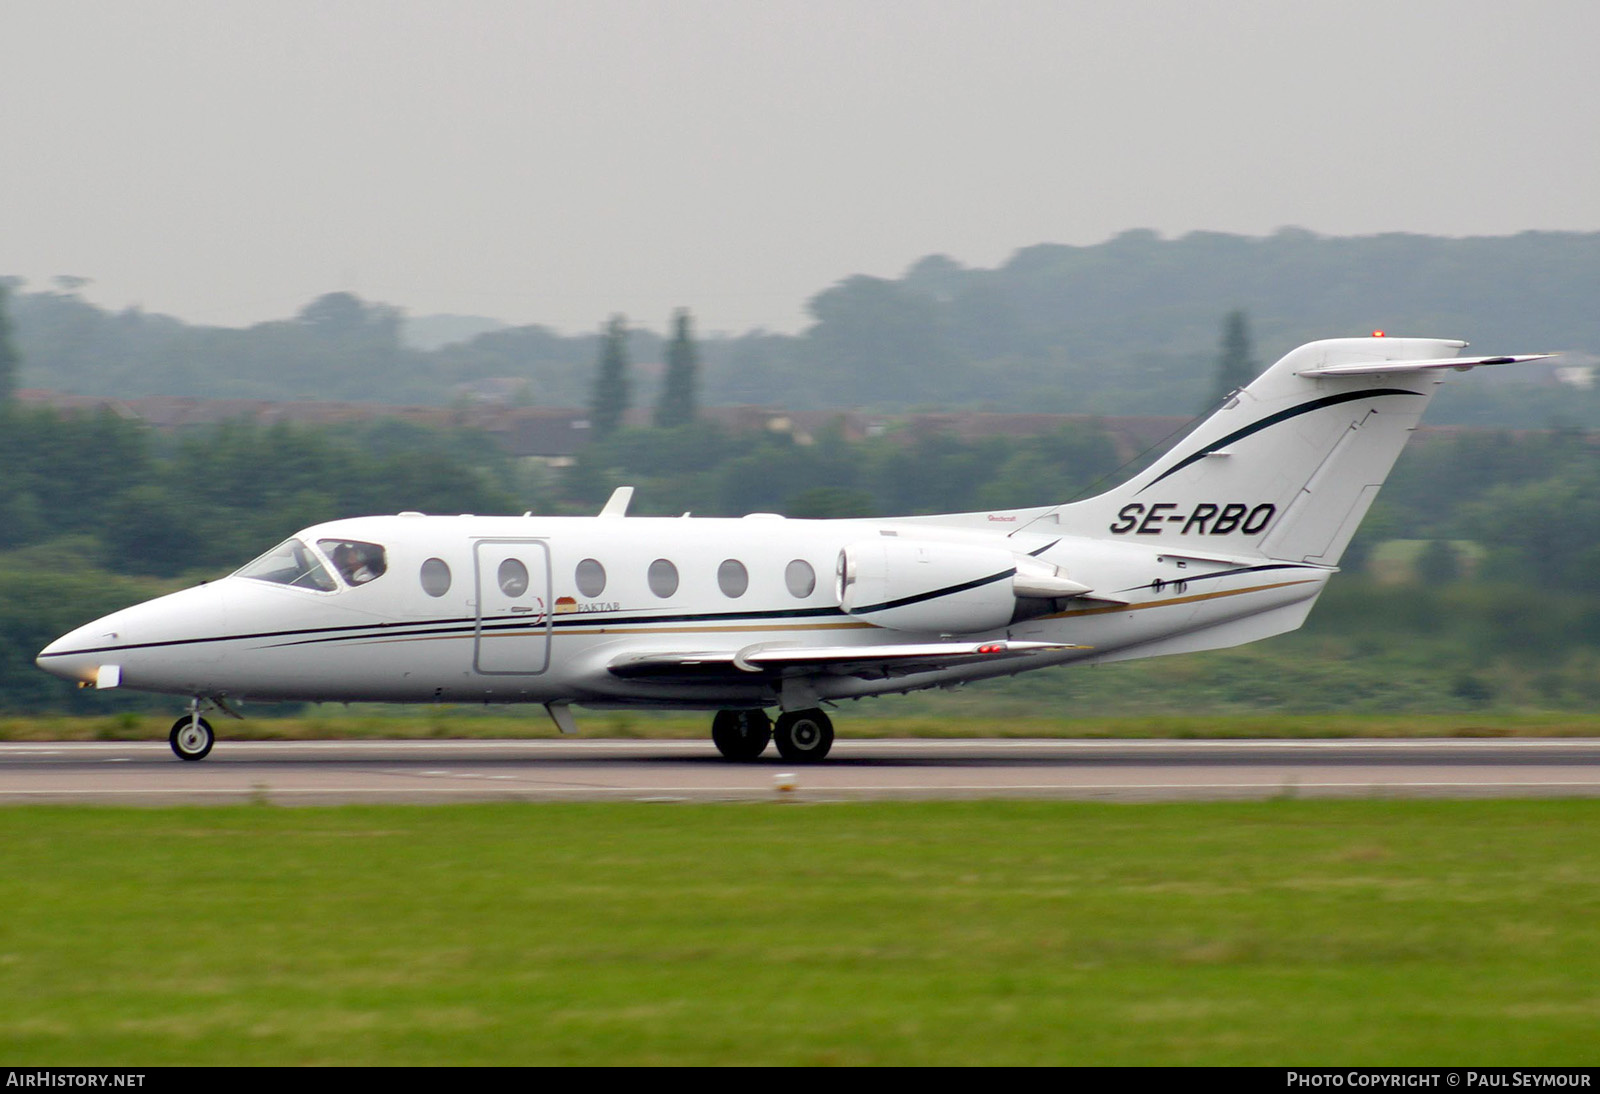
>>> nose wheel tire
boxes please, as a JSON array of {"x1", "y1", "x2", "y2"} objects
[
  {"x1": 169, "y1": 716, "x2": 215, "y2": 761},
  {"x1": 773, "y1": 708, "x2": 834, "y2": 763},
  {"x1": 712, "y1": 709, "x2": 773, "y2": 761}
]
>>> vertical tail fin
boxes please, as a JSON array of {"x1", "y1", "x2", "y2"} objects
[{"x1": 1049, "y1": 337, "x2": 1548, "y2": 564}]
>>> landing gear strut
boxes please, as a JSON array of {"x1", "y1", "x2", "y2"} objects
[
  {"x1": 712, "y1": 708, "x2": 772, "y2": 761},
  {"x1": 774, "y1": 708, "x2": 833, "y2": 763},
  {"x1": 169, "y1": 713, "x2": 215, "y2": 761}
]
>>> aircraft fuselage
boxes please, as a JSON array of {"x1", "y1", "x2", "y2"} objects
[{"x1": 37, "y1": 512, "x2": 1329, "y2": 709}]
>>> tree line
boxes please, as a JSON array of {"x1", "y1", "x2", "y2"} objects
[
  {"x1": 8, "y1": 228, "x2": 1600, "y2": 424},
  {"x1": 1, "y1": 384, "x2": 1596, "y2": 593}
]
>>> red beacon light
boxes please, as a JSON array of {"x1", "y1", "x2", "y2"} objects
[{"x1": 1372, "y1": 329, "x2": 1386, "y2": 337}]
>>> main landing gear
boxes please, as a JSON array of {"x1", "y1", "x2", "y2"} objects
[
  {"x1": 774, "y1": 708, "x2": 834, "y2": 763},
  {"x1": 711, "y1": 707, "x2": 834, "y2": 763},
  {"x1": 712, "y1": 709, "x2": 771, "y2": 761}
]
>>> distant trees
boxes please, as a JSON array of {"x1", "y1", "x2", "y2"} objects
[
  {"x1": 290, "y1": 292, "x2": 410, "y2": 397},
  {"x1": 0, "y1": 282, "x2": 19, "y2": 404},
  {"x1": 1415, "y1": 539, "x2": 1462, "y2": 585},
  {"x1": 0, "y1": 409, "x2": 516, "y2": 579},
  {"x1": 298, "y1": 292, "x2": 372, "y2": 338},
  {"x1": 655, "y1": 309, "x2": 699, "y2": 428},
  {"x1": 1460, "y1": 465, "x2": 1600, "y2": 594},
  {"x1": 1207, "y1": 310, "x2": 1258, "y2": 409},
  {"x1": 6, "y1": 230, "x2": 1600, "y2": 421},
  {"x1": 804, "y1": 276, "x2": 952, "y2": 407},
  {"x1": 589, "y1": 315, "x2": 631, "y2": 439},
  {"x1": 562, "y1": 418, "x2": 1126, "y2": 520}
]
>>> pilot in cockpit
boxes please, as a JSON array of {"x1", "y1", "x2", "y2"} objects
[{"x1": 330, "y1": 542, "x2": 383, "y2": 586}]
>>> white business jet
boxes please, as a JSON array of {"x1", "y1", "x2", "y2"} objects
[{"x1": 37, "y1": 336, "x2": 1549, "y2": 762}]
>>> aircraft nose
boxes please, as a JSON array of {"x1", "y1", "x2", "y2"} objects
[
  {"x1": 36, "y1": 620, "x2": 109, "y2": 685},
  {"x1": 36, "y1": 582, "x2": 230, "y2": 690}
]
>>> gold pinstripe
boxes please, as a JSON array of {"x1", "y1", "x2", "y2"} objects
[
  {"x1": 338, "y1": 579, "x2": 1319, "y2": 647},
  {"x1": 1046, "y1": 579, "x2": 1320, "y2": 619}
]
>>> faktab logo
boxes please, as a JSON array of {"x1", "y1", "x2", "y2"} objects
[{"x1": 1109, "y1": 502, "x2": 1277, "y2": 536}]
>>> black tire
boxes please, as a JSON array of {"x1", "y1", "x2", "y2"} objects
[
  {"x1": 712, "y1": 708, "x2": 772, "y2": 761},
  {"x1": 169, "y1": 715, "x2": 215, "y2": 761},
  {"x1": 773, "y1": 708, "x2": 833, "y2": 763}
]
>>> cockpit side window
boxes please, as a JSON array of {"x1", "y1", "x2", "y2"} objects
[
  {"x1": 318, "y1": 539, "x2": 389, "y2": 587},
  {"x1": 236, "y1": 538, "x2": 338, "y2": 592}
]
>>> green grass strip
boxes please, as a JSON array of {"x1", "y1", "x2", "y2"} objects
[{"x1": 2, "y1": 800, "x2": 1597, "y2": 1065}]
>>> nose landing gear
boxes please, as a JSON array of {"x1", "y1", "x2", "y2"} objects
[
  {"x1": 168, "y1": 697, "x2": 236, "y2": 761},
  {"x1": 169, "y1": 713, "x2": 215, "y2": 761}
]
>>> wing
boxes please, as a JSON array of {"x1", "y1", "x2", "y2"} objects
[{"x1": 608, "y1": 639, "x2": 1087, "y2": 684}]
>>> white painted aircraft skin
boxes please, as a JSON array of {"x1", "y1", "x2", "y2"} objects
[{"x1": 35, "y1": 337, "x2": 1552, "y2": 761}]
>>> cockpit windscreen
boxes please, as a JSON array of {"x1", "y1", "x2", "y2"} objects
[{"x1": 235, "y1": 539, "x2": 338, "y2": 592}]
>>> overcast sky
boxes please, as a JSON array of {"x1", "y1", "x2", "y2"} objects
[{"x1": 3, "y1": 0, "x2": 1596, "y2": 336}]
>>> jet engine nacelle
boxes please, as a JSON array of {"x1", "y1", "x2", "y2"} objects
[{"x1": 837, "y1": 539, "x2": 1023, "y2": 634}]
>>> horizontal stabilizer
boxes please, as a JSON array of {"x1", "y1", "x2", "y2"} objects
[
  {"x1": 1296, "y1": 353, "x2": 1554, "y2": 378},
  {"x1": 609, "y1": 639, "x2": 1084, "y2": 682}
]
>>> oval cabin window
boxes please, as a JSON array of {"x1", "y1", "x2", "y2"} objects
[
  {"x1": 785, "y1": 559, "x2": 816, "y2": 598},
  {"x1": 575, "y1": 558, "x2": 607, "y2": 598},
  {"x1": 498, "y1": 558, "x2": 530, "y2": 598},
  {"x1": 717, "y1": 559, "x2": 749, "y2": 598},
  {"x1": 648, "y1": 559, "x2": 679, "y2": 598},
  {"x1": 419, "y1": 558, "x2": 452, "y2": 598}
]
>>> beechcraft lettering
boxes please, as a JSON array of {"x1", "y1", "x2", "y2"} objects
[
  {"x1": 1109, "y1": 502, "x2": 1278, "y2": 536},
  {"x1": 36, "y1": 337, "x2": 1554, "y2": 763}
]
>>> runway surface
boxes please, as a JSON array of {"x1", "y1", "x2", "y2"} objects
[{"x1": 4, "y1": 738, "x2": 1600, "y2": 804}]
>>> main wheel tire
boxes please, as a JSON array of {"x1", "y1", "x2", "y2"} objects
[
  {"x1": 169, "y1": 715, "x2": 215, "y2": 762},
  {"x1": 773, "y1": 708, "x2": 834, "y2": 763},
  {"x1": 712, "y1": 708, "x2": 772, "y2": 761}
]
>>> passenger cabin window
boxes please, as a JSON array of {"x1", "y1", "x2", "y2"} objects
[
  {"x1": 237, "y1": 538, "x2": 337, "y2": 592},
  {"x1": 575, "y1": 558, "x2": 606, "y2": 598},
  {"x1": 319, "y1": 539, "x2": 388, "y2": 587},
  {"x1": 718, "y1": 559, "x2": 749, "y2": 598},
  {"x1": 785, "y1": 559, "x2": 816, "y2": 598},
  {"x1": 648, "y1": 559, "x2": 679, "y2": 598},
  {"x1": 420, "y1": 558, "x2": 452, "y2": 597},
  {"x1": 498, "y1": 558, "x2": 530, "y2": 598}
]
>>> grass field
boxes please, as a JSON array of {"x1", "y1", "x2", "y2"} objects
[{"x1": 2, "y1": 800, "x2": 1597, "y2": 1065}]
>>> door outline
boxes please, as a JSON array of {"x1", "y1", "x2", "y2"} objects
[{"x1": 472, "y1": 538, "x2": 552, "y2": 675}]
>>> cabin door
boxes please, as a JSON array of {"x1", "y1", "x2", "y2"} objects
[{"x1": 472, "y1": 538, "x2": 552, "y2": 675}]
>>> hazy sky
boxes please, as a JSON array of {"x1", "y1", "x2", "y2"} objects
[{"x1": 3, "y1": 0, "x2": 1597, "y2": 335}]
